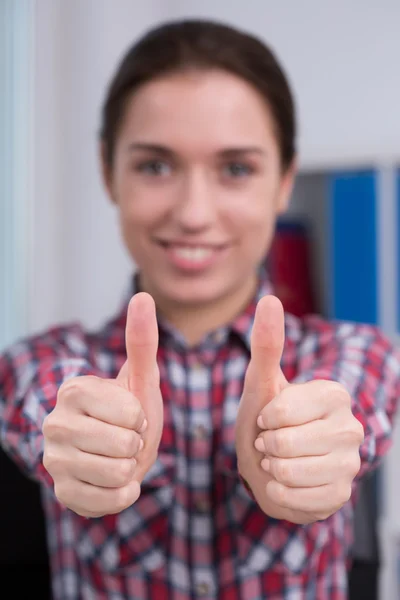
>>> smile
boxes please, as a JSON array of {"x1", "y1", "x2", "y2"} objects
[
  {"x1": 169, "y1": 245, "x2": 215, "y2": 262},
  {"x1": 156, "y1": 241, "x2": 229, "y2": 272}
]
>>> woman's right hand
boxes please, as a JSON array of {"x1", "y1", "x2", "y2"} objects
[{"x1": 42, "y1": 293, "x2": 164, "y2": 517}]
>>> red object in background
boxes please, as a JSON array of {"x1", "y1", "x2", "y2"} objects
[{"x1": 267, "y1": 220, "x2": 316, "y2": 317}]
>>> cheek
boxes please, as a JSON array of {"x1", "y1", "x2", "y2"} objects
[
  {"x1": 115, "y1": 192, "x2": 151, "y2": 249},
  {"x1": 118, "y1": 206, "x2": 159, "y2": 249},
  {"x1": 227, "y1": 193, "x2": 276, "y2": 235},
  {"x1": 225, "y1": 193, "x2": 278, "y2": 258},
  {"x1": 114, "y1": 167, "x2": 174, "y2": 221},
  {"x1": 246, "y1": 218, "x2": 276, "y2": 259},
  {"x1": 118, "y1": 206, "x2": 155, "y2": 267},
  {"x1": 116, "y1": 183, "x2": 166, "y2": 233}
]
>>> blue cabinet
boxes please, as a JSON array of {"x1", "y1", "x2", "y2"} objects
[{"x1": 328, "y1": 169, "x2": 379, "y2": 324}]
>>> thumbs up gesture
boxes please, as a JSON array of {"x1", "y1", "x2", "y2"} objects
[
  {"x1": 43, "y1": 293, "x2": 163, "y2": 517},
  {"x1": 235, "y1": 296, "x2": 364, "y2": 524}
]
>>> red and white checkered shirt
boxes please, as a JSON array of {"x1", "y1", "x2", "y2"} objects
[{"x1": 1, "y1": 274, "x2": 399, "y2": 599}]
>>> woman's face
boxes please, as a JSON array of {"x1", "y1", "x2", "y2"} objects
[{"x1": 102, "y1": 69, "x2": 295, "y2": 308}]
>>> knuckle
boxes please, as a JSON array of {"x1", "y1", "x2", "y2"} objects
[
  {"x1": 339, "y1": 413, "x2": 364, "y2": 445},
  {"x1": 115, "y1": 459, "x2": 135, "y2": 486},
  {"x1": 353, "y1": 454, "x2": 361, "y2": 477},
  {"x1": 42, "y1": 414, "x2": 65, "y2": 443},
  {"x1": 354, "y1": 419, "x2": 365, "y2": 444},
  {"x1": 116, "y1": 431, "x2": 131, "y2": 457},
  {"x1": 340, "y1": 452, "x2": 361, "y2": 479},
  {"x1": 258, "y1": 406, "x2": 268, "y2": 428},
  {"x1": 128, "y1": 400, "x2": 143, "y2": 430},
  {"x1": 274, "y1": 428, "x2": 292, "y2": 456},
  {"x1": 54, "y1": 480, "x2": 70, "y2": 506},
  {"x1": 118, "y1": 430, "x2": 138, "y2": 457},
  {"x1": 338, "y1": 482, "x2": 352, "y2": 506},
  {"x1": 274, "y1": 398, "x2": 291, "y2": 426},
  {"x1": 273, "y1": 459, "x2": 294, "y2": 486},
  {"x1": 114, "y1": 485, "x2": 133, "y2": 513},
  {"x1": 316, "y1": 482, "x2": 352, "y2": 521},
  {"x1": 43, "y1": 447, "x2": 61, "y2": 475},
  {"x1": 58, "y1": 378, "x2": 82, "y2": 403},
  {"x1": 42, "y1": 413, "x2": 53, "y2": 437},
  {"x1": 331, "y1": 382, "x2": 351, "y2": 406},
  {"x1": 273, "y1": 481, "x2": 289, "y2": 507},
  {"x1": 58, "y1": 375, "x2": 98, "y2": 407}
]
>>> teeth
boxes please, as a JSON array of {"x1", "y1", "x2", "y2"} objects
[{"x1": 172, "y1": 246, "x2": 214, "y2": 261}]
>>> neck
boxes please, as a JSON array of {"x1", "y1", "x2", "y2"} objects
[{"x1": 139, "y1": 274, "x2": 258, "y2": 347}]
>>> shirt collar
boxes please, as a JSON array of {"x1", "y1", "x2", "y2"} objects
[
  {"x1": 229, "y1": 271, "x2": 273, "y2": 351},
  {"x1": 111, "y1": 267, "x2": 273, "y2": 352}
]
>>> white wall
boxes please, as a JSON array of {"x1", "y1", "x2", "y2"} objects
[
  {"x1": 31, "y1": 0, "x2": 173, "y2": 333},
  {"x1": 30, "y1": 0, "x2": 400, "y2": 333},
  {"x1": 0, "y1": 0, "x2": 35, "y2": 350},
  {"x1": 32, "y1": 0, "x2": 64, "y2": 335},
  {"x1": 172, "y1": 0, "x2": 400, "y2": 170}
]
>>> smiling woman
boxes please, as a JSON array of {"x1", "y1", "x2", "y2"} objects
[{"x1": 1, "y1": 16, "x2": 400, "y2": 600}]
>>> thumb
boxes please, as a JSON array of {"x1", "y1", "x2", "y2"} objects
[
  {"x1": 245, "y1": 295, "x2": 288, "y2": 399},
  {"x1": 117, "y1": 292, "x2": 159, "y2": 394}
]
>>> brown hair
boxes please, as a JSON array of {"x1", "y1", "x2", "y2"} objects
[{"x1": 100, "y1": 19, "x2": 296, "y2": 172}]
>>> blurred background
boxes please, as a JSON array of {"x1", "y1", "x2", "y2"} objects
[{"x1": 1, "y1": 1, "x2": 400, "y2": 598}]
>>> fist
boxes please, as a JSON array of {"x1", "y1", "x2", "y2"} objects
[
  {"x1": 42, "y1": 293, "x2": 163, "y2": 517},
  {"x1": 235, "y1": 295, "x2": 364, "y2": 524}
]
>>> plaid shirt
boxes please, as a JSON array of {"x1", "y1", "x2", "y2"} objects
[{"x1": 1, "y1": 273, "x2": 399, "y2": 600}]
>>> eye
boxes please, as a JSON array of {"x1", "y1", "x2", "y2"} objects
[
  {"x1": 223, "y1": 162, "x2": 253, "y2": 178},
  {"x1": 135, "y1": 160, "x2": 172, "y2": 176}
]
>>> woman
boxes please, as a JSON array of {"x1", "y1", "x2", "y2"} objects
[{"x1": 1, "y1": 19, "x2": 399, "y2": 600}]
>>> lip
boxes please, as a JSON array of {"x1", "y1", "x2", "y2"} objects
[
  {"x1": 155, "y1": 240, "x2": 230, "y2": 273},
  {"x1": 156, "y1": 239, "x2": 228, "y2": 249}
]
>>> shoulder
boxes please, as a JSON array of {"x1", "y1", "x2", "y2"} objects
[
  {"x1": 0, "y1": 322, "x2": 92, "y2": 390},
  {"x1": 1, "y1": 322, "x2": 89, "y2": 363},
  {"x1": 285, "y1": 311, "x2": 394, "y2": 349},
  {"x1": 283, "y1": 312, "x2": 400, "y2": 382}
]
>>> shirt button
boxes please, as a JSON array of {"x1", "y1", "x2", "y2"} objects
[
  {"x1": 193, "y1": 424, "x2": 207, "y2": 439},
  {"x1": 195, "y1": 498, "x2": 210, "y2": 513},
  {"x1": 214, "y1": 329, "x2": 226, "y2": 344},
  {"x1": 196, "y1": 582, "x2": 211, "y2": 596}
]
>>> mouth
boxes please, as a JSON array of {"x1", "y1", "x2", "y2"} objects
[{"x1": 155, "y1": 240, "x2": 230, "y2": 271}]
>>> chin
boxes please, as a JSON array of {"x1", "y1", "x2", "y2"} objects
[
  {"x1": 159, "y1": 275, "x2": 245, "y2": 307},
  {"x1": 165, "y1": 285, "x2": 226, "y2": 306},
  {"x1": 139, "y1": 261, "x2": 256, "y2": 307}
]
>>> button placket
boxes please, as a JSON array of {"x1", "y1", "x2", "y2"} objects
[
  {"x1": 195, "y1": 582, "x2": 211, "y2": 596},
  {"x1": 194, "y1": 497, "x2": 210, "y2": 513},
  {"x1": 193, "y1": 424, "x2": 207, "y2": 439}
]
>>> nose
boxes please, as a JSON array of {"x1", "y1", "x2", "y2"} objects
[{"x1": 173, "y1": 170, "x2": 216, "y2": 231}]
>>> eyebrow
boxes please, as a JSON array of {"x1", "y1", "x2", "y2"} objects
[
  {"x1": 127, "y1": 142, "x2": 266, "y2": 157},
  {"x1": 128, "y1": 143, "x2": 174, "y2": 156}
]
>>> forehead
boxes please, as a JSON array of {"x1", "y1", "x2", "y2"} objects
[{"x1": 119, "y1": 69, "x2": 277, "y2": 151}]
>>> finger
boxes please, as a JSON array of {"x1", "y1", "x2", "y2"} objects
[
  {"x1": 258, "y1": 380, "x2": 350, "y2": 430},
  {"x1": 63, "y1": 376, "x2": 147, "y2": 432},
  {"x1": 265, "y1": 479, "x2": 352, "y2": 516},
  {"x1": 118, "y1": 292, "x2": 159, "y2": 395},
  {"x1": 54, "y1": 478, "x2": 141, "y2": 517},
  {"x1": 254, "y1": 419, "x2": 335, "y2": 458},
  {"x1": 260, "y1": 453, "x2": 360, "y2": 488},
  {"x1": 245, "y1": 295, "x2": 288, "y2": 398},
  {"x1": 70, "y1": 415, "x2": 143, "y2": 458},
  {"x1": 70, "y1": 450, "x2": 138, "y2": 488}
]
